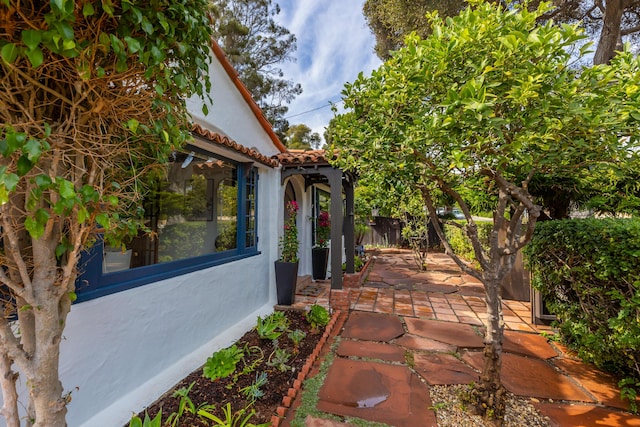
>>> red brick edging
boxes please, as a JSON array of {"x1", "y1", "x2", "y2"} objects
[{"x1": 270, "y1": 309, "x2": 342, "y2": 427}]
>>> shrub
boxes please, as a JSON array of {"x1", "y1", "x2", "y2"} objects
[
  {"x1": 255, "y1": 312, "x2": 289, "y2": 340},
  {"x1": 443, "y1": 221, "x2": 492, "y2": 266},
  {"x1": 524, "y1": 218, "x2": 640, "y2": 412}
]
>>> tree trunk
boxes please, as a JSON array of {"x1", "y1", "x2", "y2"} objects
[
  {"x1": 0, "y1": 354, "x2": 20, "y2": 427},
  {"x1": 593, "y1": 0, "x2": 624, "y2": 65},
  {"x1": 27, "y1": 298, "x2": 68, "y2": 427},
  {"x1": 476, "y1": 272, "x2": 507, "y2": 423}
]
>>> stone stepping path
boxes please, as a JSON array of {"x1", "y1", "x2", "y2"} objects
[
  {"x1": 282, "y1": 250, "x2": 639, "y2": 426},
  {"x1": 307, "y1": 307, "x2": 639, "y2": 427}
]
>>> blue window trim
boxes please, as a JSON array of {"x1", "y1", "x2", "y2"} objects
[{"x1": 75, "y1": 149, "x2": 260, "y2": 303}]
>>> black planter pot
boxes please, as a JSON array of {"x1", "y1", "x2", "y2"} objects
[
  {"x1": 274, "y1": 261, "x2": 298, "y2": 305},
  {"x1": 311, "y1": 247, "x2": 329, "y2": 280}
]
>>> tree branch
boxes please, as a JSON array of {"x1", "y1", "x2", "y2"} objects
[
  {"x1": 0, "y1": 353, "x2": 20, "y2": 427},
  {"x1": 0, "y1": 207, "x2": 34, "y2": 300},
  {"x1": 421, "y1": 186, "x2": 484, "y2": 281},
  {"x1": 4, "y1": 63, "x2": 79, "y2": 111},
  {"x1": 0, "y1": 318, "x2": 28, "y2": 368}
]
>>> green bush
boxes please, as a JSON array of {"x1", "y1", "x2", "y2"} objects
[
  {"x1": 524, "y1": 218, "x2": 640, "y2": 412},
  {"x1": 443, "y1": 221, "x2": 492, "y2": 266}
]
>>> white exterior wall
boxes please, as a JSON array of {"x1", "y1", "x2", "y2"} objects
[
  {"x1": 186, "y1": 52, "x2": 278, "y2": 157},
  {"x1": 0, "y1": 46, "x2": 285, "y2": 427},
  {"x1": 62, "y1": 162, "x2": 282, "y2": 427},
  {"x1": 66, "y1": 250, "x2": 274, "y2": 426},
  {"x1": 284, "y1": 176, "x2": 313, "y2": 276}
]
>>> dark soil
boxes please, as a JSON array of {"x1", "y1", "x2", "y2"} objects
[{"x1": 135, "y1": 310, "x2": 324, "y2": 426}]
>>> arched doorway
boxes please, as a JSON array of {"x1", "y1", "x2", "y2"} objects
[{"x1": 284, "y1": 181, "x2": 296, "y2": 224}]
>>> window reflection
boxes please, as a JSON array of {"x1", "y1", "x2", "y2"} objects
[{"x1": 131, "y1": 152, "x2": 238, "y2": 267}]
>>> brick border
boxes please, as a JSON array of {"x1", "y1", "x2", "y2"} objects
[{"x1": 270, "y1": 310, "x2": 342, "y2": 427}]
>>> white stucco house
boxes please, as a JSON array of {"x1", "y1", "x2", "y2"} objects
[{"x1": 0, "y1": 42, "x2": 357, "y2": 427}]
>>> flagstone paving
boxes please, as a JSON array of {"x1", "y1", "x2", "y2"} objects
[{"x1": 284, "y1": 249, "x2": 639, "y2": 427}]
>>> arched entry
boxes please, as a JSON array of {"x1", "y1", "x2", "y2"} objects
[{"x1": 284, "y1": 181, "x2": 296, "y2": 223}]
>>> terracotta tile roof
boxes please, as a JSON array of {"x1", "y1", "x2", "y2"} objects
[
  {"x1": 192, "y1": 123, "x2": 279, "y2": 167},
  {"x1": 273, "y1": 149, "x2": 332, "y2": 167}
]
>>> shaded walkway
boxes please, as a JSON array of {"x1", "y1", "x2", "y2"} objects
[{"x1": 284, "y1": 249, "x2": 640, "y2": 427}]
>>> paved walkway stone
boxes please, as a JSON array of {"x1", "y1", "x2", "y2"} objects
[
  {"x1": 341, "y1": 312, "x2": 404, "y2": 342},
  {"x1": 317, "y1": 358, "x2": 437, "y2": 427},
  {"x1": 464, "y1": 352, "x2": 594, "y2": 402},
  {"x1": 533, "y1": 402, "x2": 640, "y2": 427},
  {"x1": 395, "y1": 334, "x2": 457, "y2": 353},
  {"x1": 405, "y1": 317, "x2": 485, "y2": 348},
  {"x1": 304, "y1": 415, "x2": 354, "y2": 426},
  {"x1": 503, "y1": 330, "x2": 558, "y2": 359},
  {"x1": 552, "y1": 357, "x2": 640, "y2": 411},
  {"x1": 285, "y1": 249, "x2": 638, "y2": 427},
  {"x1": 336, "y1": 340, "x2": 405, "y2": 363},
  {"x1": 413, "y1": 352, "x2": 479, "y2": 385}
]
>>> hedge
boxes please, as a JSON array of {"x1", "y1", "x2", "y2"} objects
[
  {"x1": 524, "y1": 218, "x2": 640, "y2": 411},
  {"x1": 443, "y1": 221, "x2": 492, "y2": 267}
]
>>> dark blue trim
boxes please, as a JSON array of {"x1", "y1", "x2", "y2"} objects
[{"x1": 76, "y1": 242, "x2": 260, "y2": 303}]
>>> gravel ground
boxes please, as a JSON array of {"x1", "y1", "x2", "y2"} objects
[{"x1": 429, "y1": 384, "x2": 552, "y2": 427}]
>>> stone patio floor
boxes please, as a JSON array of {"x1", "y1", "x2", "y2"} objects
[{"x1": 283, "y1": 249, "x2": 640, "y2": 427}]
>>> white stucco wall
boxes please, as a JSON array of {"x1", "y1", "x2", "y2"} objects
[
  {"x1": 186, "y1": 49, "x2": 281, "y2": 158},
  {"x1": 67, "y1": 257, "x2": 272, "y2": 426},
  {"x1": 60, "y1": 162, "x2": 282, "y2": 427}
]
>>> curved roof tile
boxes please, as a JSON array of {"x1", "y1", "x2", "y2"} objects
[
  {"x1": 273, "y1": 149, "x2": 332, "y2": 166},
  {"x1": 192, "y1": 123, "x2": 279, "y2": 168}
]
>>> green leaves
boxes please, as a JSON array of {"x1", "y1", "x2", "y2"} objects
[
  {"x1": 21, "y1": 30, "x2": 41, "y2": 50},
  {"x1": 203, "y1": 345, "x2": 245, "y2": 382},
  {"x1": 332, "y1": 0, "x2": 640, "y2": 204},
  {"x1": 1, "y1": 43, "x2": 18, "y2": 64},
  {"x1": 25, "y1": 208, "x2": 50, "y2": 239},
  {"x1": 525, "y1": 218, "x2": 640, "y2": 410}
]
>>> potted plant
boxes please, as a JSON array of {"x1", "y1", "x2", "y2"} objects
[
  {"x1": 275, "y1": 201, "x2": 299, "y2": 305},
  {"x1": 102, "y1": 218, "x2": 140, "y2": 273},
  {"x1": 311, "y1": 210, "x2": 330, "y2": 280}
]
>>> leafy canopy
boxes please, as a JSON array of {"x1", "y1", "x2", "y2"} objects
[
  {"x1": 284, "y1": 124, "x2": 321, "y2": 150},
  {"x1": 332, "y1": 1, "x2": 639, "y2": 216},
  {"x1": 0, "y1": 0, "x2": 214, "y2": 424},
  {"x1": 332, "y1": 2, "x2": 640, "y2": 416},
  {"x1": 0, "y1": 0, "x2": 213, "y2": 244}
]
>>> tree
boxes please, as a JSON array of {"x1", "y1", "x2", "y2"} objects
[
  {"x1": 331, "y1": 1, "x2": 640, "y2": 420},
  {"x1": 363, "y1": 0, "x2": 640, "y2": 64},
  {"x1": 363, "y1": 0, "x2": 466, "y2": 59},
  {"x1": 0, "y1": 1, "x2": 212, "y2": 425},
  {"x1": 364, "y1": 1, "x2": 640, "y2": 219},
  {"x1": 283, "y1": 124, "x2": 321, "y2": 150},
  {"x1": 211, "y1": 0, "x2": 302, "y2": 138}
]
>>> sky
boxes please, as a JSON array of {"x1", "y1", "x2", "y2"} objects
[{"x1": 273, "y1": 1, "x2": 382, "y2": 143}]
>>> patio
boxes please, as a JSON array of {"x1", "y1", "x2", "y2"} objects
[{"x1": 281, "y1": 249, "x2": 640, "y2": 427}]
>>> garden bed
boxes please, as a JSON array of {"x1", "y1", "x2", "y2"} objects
[{"x1": 131, "y1": 308, "x2": 333, "y2": 426}]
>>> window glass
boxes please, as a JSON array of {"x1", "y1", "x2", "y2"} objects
[
  {"x1": 130, "y1": 152, "x2": 238, "y2": 267},
  {"x1": 245, "y1": 168, "x2": 257, "y2": 248}
]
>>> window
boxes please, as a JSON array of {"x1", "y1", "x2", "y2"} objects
[{"x1": 76, "y1": 147, "x2": 259, "y2": 302}]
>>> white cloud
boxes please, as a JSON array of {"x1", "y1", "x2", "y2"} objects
[{"x1": 274, "y1": 0, "x2": 381, "y2": 140}]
